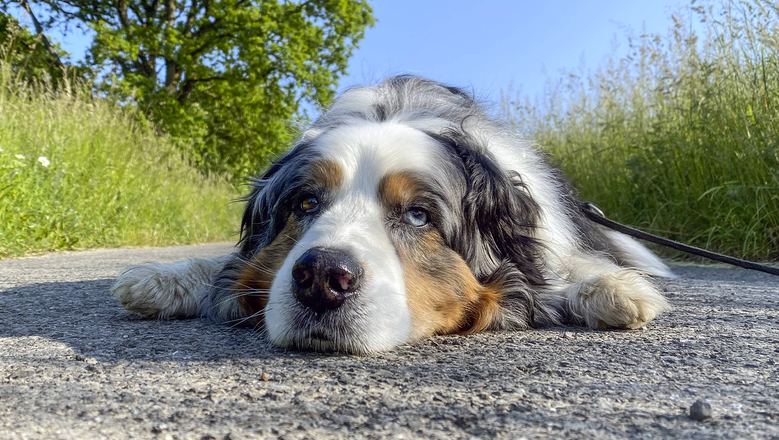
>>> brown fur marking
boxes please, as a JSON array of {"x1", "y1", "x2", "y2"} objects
[
  {"x1": 233, "y1": 219, "x2": 300, "y2": 325},
  {"x1": 378, "y1": 172, "x2": 421, "y2": 207},
  {"x1": 309, "y1": 159, "x2": 343, "y2": 193},
  {"x1": 379, "y1": 171, "x2": 502, "y2": 339},
  {"x1": 233, "y1": 160, "x2": 343, "y2": 324}
]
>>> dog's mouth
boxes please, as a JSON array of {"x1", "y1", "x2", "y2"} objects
[
  {"x1": 273, "y1": 299, "x2": 363, "y2": 352},
  {"x1": 284, "y1": 323, "x2": 361, "y2": 354},
  {"x1": 296, "y1": 330, "x2": 340, "y2": 351},
  {"x1": 306, "y1": 330, "x2": 332, "y2": 341}
]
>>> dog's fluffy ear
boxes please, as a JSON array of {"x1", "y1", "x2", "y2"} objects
[
  {"x1": 461, "y1": 151, "x2": 544, "y2": 286},
  {"x1": 433, "y1": 132, "x2": 544, "y2": 284},
  {"x1": 238, "y1": 148, "x2": 304, "y2": 257},
  {"x1": 238, "y1": 178, "x2": 270, "y2": 257},
  {"x1": 239, "y1": 170, "x2": 278, "y2": 257},
  {"x1": 433, "y1": 131, "x2": 559, "y2": 328}
]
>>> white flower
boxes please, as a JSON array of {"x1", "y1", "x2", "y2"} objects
[
  {"x1": 38, "y1": 156, "x2": 50, "y2": 167},
  {"x1": 0, "y1": 147, "x2": 4, "y2": 152},
  {"x1": 15, "y1": 154, "x2": 25, "y2": 160}
]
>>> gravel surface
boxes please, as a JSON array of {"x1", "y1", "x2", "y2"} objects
[{"x1": 1, "y1": 243, "x2": 778, "y2": 439}]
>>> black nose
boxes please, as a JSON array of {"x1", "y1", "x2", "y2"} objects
[{"x1": 291, "y1": 247, "x2": 363, "y2": 314}]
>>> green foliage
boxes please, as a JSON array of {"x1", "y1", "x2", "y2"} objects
[
  {"x1": 13, "y1": 0, "x2": 374, "y2": 179},
  {"x1": 505, "y1": 0, "x2": 779, "y2": 261},
  {"x1": 0, "y1": 12, "x2": 69, "y2": 83},
  {"x1": 0, "y1": 62, "x2": 239, "y2": 258}
]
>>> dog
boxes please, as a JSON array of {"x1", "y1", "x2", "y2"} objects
[{"x1": 111, "y1": 76, "x2": 673, "y2": 354}]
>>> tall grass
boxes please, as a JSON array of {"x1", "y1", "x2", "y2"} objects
[
  {"x1": 506, "y1": 0, "x2": 779, "y2": 261},
  {"x1": 0, "y1": 63, "x2": 240, "y2": 258}
]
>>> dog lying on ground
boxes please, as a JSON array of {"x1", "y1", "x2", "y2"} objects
[{"x1": 112, "y1": 76, "x2": 672, "y2": 354}]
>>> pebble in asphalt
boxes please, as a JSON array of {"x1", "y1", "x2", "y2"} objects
[{"x1": 690, "y1": 400, "x2": 712, "y2": 421}]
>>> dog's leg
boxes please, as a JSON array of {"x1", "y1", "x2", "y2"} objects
[
  {"x1": 111, "y1": 254, "x2": 232, "y2": 319},
  {"x1": 553, "y1": 253, "x2": 670, "y2": 329}
]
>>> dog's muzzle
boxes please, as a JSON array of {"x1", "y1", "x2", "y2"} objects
[{"x1": 291, "y1": 247, "x2": 363, "y2": 314}]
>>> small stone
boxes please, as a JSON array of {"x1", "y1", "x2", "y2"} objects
[
  {"x1": 690, "y1": 400, "x2": 712, "y2": 421},
  {"x1": 261, "y1": 372, "x2": 270, "y2": 382}
]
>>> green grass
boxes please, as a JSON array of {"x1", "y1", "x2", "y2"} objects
[
  {"x1": 505, "y1": 0, "x2": 779, "y2": 261},
  {"x1": 0, "y1": 66, "x2": 240, "y2": 258}
]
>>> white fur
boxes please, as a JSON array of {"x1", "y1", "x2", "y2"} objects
[
  {"x1": 312, "y1": 121, "x2": 449, "y2": 179},
  {"x1": 550, "y1": 253, "x2": 671, "y2": 329},
  {"x1": 265, "y1": 123, "x2": 445, "y2": 353},
  {"x1": 601, "y1": 229, "x2": 676, "y2": 278},
  {"x1": 111, "y1": 255, "x2": 230, "y2": 319}
]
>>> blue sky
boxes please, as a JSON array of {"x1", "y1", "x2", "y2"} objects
[
  {"x1": 40, "y1": 0, "x2": 689, "y2": 101},
  {"x1": 341, "y1": 0, "x2": 690, "y2": 100}
]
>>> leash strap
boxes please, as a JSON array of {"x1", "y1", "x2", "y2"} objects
[{"x1": 580, "y1": 202, "x2": 779, "y2": 276}]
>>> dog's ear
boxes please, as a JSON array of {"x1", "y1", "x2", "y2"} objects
[
  {"x1": 238, "y1": 148, "x2": 304, "y2": 257},
  {"x1": 461, "y1": 152, "x2": 544, "y2": 286},
  {"x1": 238, "y1": 178, "x2": 274, "y2": 258},
  {"x1": 433, "y1": 132, "x2": 544, "y2": 285},
  {"x1": 432, "y1": 131, "x2": 559, "y2": 328}
]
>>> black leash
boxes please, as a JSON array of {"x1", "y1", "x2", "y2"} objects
[{"x1": 580, "y1": 202, "x2": 779, "y2": 276}]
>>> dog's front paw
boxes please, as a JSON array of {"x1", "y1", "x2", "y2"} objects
[
  {"x1": 565, "y1": 270, "x2": 670, "y2": 329},
  {"x1": 111, "y1": 262, "x2": 199, "y2": 319}
]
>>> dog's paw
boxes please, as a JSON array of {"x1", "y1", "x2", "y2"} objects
[
  {"x1": 111, "y1": 262, "x2": 200, "y2": 319},
  {"x1": 565, "y1": 269, "x2": 670, "y2": 329}
]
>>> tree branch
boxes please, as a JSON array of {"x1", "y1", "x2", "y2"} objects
[
  {"x1": 115, "y1": 0, "x2": 155, "y2": 77},
  {"x1": 163, "y1": 0, "x2": 178, "y2": 92},
  {"x1": 177, "y1": 75, "x2": 231, "y2": 103},
  {"x1": 188, "y1": 31, "x2": 235, "y2": 58},
  {"x1": 183, "y1": 0, "x2": 198, "y2": 37},
  {"x1": 18, "y1": 0, "x2": 66, "y2": 73},
  {"x1": 285, "y1": 0, "x2": 312, "y2": 16}
]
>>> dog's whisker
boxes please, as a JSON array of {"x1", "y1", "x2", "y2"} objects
[
  {"x1": 212, "y1": 290, "x2": 268, "y2": 310},
  {"x1": 243, "y1": 259, "x2": 276, "y2": 275},
  {"x1": 225, "y1": 309, "x2": 266, "y2": 328}
]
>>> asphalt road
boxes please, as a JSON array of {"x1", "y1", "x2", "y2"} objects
[{"x1": 1, "y1": 243, "x2": 778, "y2": 439}]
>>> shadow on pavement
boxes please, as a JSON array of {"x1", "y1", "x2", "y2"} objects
[
  {"x1": 0, "y1": 279, "x2": 301, "y2": 363},
  {"x1": 1, "y1": 266, "x2": 776, "y2": 365}
]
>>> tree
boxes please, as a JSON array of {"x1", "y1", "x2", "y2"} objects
[
  {"x1": 2, "y1": 0, "x2": 374, "y2": 178},
  {"x1": 0, "y1": 12, "x2": 70, "y2": 84}
]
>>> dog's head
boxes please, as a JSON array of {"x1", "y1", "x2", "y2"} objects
[{"x1": 232, "y1": 76, "x2": 557, "y2": 354}]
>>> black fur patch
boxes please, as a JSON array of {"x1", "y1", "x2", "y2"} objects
[
  {"x1": 238, "y1": 144, "x2": 324, "y2": 257},
  {"x1": 428, "y1": 131, "x2": 545, "y2": 283},
  {"x1": 423, "y1": 129, "x2": 564, "y2": 327}
]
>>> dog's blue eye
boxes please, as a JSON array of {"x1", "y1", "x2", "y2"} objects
[{"x1": 403, "y1": 208, "x2": 429, "y2": 227}]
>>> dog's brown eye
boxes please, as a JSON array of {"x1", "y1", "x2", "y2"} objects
[
  {"x1": 403, "y1": 208, "x2": 429, "y2": 227},
  {"x1": 299, "y1": 195, "x2": 320, "y2": 214}
]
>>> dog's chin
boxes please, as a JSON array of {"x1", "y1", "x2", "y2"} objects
[
  {"x1": 266, "y1": 305, "x2": 369, "y2": 355},
  {"x1": 284, "y1": 331, "x2": 339, "y2": 354},
  {"x1": 264, "y1": 290, "x2": 410, "y2": 355}
]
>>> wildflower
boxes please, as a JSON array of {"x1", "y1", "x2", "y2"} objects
[
  {"x1": 15, "y1": 154, "x2": 25, "y2": 160},
  {"x1": 38, "y1": 157, "x2": 50, "y2": 167}
]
